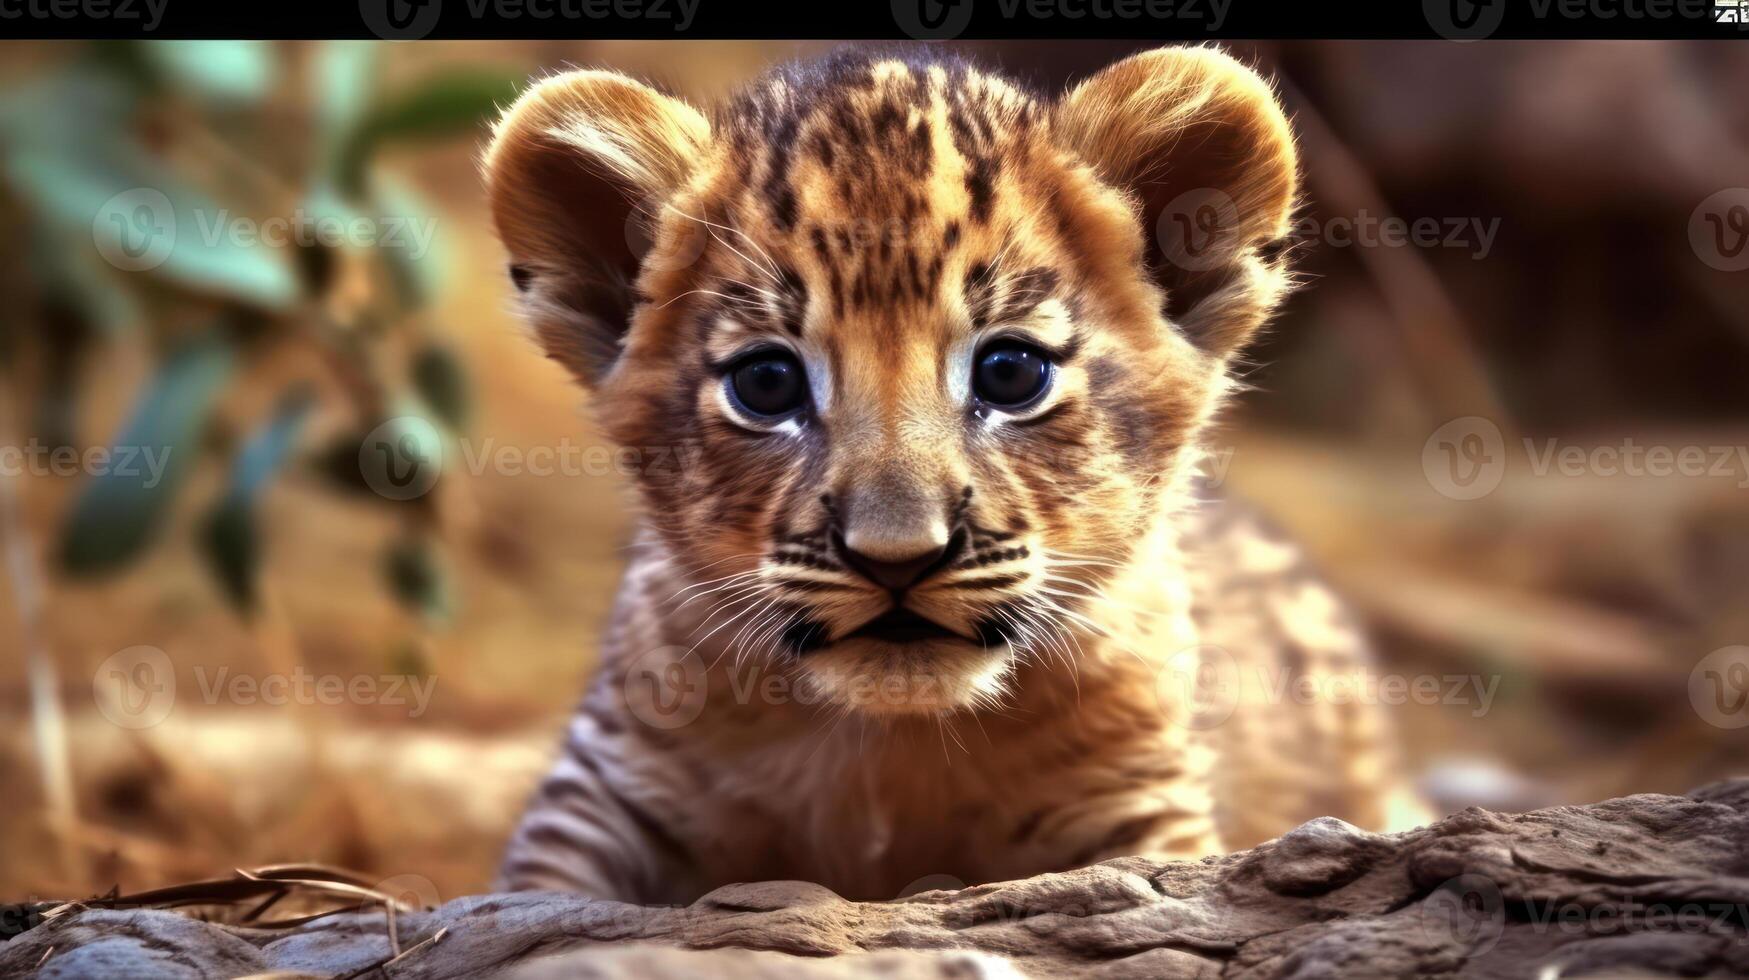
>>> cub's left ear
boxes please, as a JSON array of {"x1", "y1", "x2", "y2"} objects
[{"x1": 1056, "y1": 46, "x2": 1298, "y2": 355}]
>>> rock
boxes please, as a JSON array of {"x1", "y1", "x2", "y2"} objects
[{"x1": 6, "y1": 782, "x2": 1749, "y2": 979}]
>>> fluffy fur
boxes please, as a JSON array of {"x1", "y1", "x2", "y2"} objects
[{"x1": 483, "y1": 45, "x2": 1418, "y2": 903}]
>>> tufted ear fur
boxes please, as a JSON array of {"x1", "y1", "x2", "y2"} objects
[
  {"x1": 483, "y1": 70, "x2": 711, "y2": 387},
  {"x1": 1056, "y1": 46, "x2": 1298, "y2": 356}
]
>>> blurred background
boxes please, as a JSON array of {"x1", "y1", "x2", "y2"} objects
[{"x1": 1, "y1": 39, "x2": 1747, "y2": 907}]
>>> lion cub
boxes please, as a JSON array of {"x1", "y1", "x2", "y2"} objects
[{"x1": 483, "y1": 46, "x2": 1420, "y2": 902}]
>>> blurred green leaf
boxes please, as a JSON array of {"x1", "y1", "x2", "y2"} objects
[
  {"x1": 196, "y1": 388, "x2": 315, "y2": 613},
  {"x1": 370, "y1": 176, "x2": 446, "y2": 310},
  {"x1": 385, "y1": 533, "x2": 451, "y2": 624},
  {"x1": 334, "y1": 70, "x2": 520, "y2": 196},
  {"x1": 140, "y1": 41, "x2": 276, "y2": 104},
  {"x1": 2, "y1": 68, "x2": 299, "y2": 311},
  {"x1": 5, "y1": 135, "x2": 301, "y2": 311},
  {"x1": 312, "y1": 42, "x2": 380, "y2": 152},
  {"x1": 0, "y1": 71, "x2": 136, "y2": 147},
  {"x1": 28, "y1": 226, "x2": 144, "y2": 339},
  {"x1": 198, "y1": 496, "x2": 258, "y2": 612},
  {"x1": 31, "y1": 296, "x2": 96, "y2": 454},
  {"x1": 295, "y1": 179, "x2": 445, "y2": 308},
  {"x1": 310, "y1": 430, "x2": 376, "y2": 498},
  {"x1": 229, "y1": 387, "x2": 316, "y2": 502},
  {"x1": 57, "y1": 335, "x2": 236, "y2": 577},
  {"x1": 410, "y1": 343, "x2": 469, "y2": 431}
]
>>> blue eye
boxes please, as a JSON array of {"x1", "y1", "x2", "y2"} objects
[
  {"x1": 729, "y1": 353, "x2": 807, "y2": 417},
  {"x1": 974, "y1": 343, "x2": 1051, "y2": 408}
]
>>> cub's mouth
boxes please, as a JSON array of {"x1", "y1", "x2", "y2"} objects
[
  {"x1": 844, "y1": 608, "x2": 967, "y2": 645},
  {"x1": 793, "y1": 607, "x2": 1013, "y2": 715}
]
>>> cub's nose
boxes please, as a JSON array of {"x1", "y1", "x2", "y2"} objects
[{"x1": 835, "y1": 529, "x2": 963, "y2": 592}]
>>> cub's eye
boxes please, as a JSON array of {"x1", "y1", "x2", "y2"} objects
[
  {"x1": 973, "y1": 342, "x2": 1051, "y2": 409},
  {"x1": 729, "y1": 352, "x2": 807, "y2": 418}
]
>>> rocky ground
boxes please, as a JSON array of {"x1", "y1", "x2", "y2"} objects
[{"x1": 5, "y1": 779, "x2": 1749, "y2": 979}]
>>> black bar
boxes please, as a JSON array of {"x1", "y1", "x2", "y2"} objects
[{"x1": 0, "y1": 0, "x2": 1745, "y2": 40}]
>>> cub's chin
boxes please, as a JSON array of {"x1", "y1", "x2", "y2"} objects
[{"x1": 796, "y1": 636, "x2": 1013, "y2": 716}]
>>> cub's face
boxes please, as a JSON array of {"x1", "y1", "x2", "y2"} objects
[{"x1": 486, "y1": 48, "x2": 1298, "y2": 714}]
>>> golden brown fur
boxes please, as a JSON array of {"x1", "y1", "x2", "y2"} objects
[{"x1": 482, "y1": 45, "x2": 1419, "y2": 903}]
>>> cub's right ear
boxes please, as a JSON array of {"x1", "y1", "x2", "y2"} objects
[{"x1": 483, "y1": 70, "x2": 710, "y2": 387}]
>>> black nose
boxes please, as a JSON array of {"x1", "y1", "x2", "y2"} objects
[{"x1": 834, "y1": 530, "x2": 964, "y2": 592}]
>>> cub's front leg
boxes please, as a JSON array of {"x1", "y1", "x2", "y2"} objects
[{"x1": 497, "y1": 706, "x2": 700, "y2": 903}]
